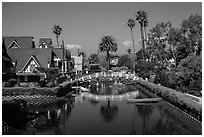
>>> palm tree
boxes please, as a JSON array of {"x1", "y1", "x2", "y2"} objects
[
  {"x1": 127, "y1": 48, "x2": 131, "y2": 55},
  {"x1": 52, "y1": 25, "x2": 62, "y2": 48},
  {"x1": 127, "y1": 19, "x2": 136, "y2": 57},
  {"x1": 143, "y1": 13, "x2": 148, "y2": 48},
  {"x1": 136, "y1": 10, "x2": 148, "y2": 58},
  {"x1": 99, "y1": 35, "x2": 118, "y2": 70}
]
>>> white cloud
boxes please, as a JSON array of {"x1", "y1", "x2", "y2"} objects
[
  {"x1": 122, "y1": 41, "x2": 132, "y2": 47},
  {"x1": 65, "y1": 44, "x2": 82, "y2": 49}
]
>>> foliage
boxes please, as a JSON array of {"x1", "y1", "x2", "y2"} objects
[
  {"x1": 98, "y1": 53, "x2": 108, "y2": 69},
  {"x1": 146, "y1": 21, "x2": 174, "y2": 66},
  {"x1": 175, "y1": 14, "x2": 202, "y2": 63},
  {"x1": 135, "y1": 60, "x2": 158, "y2": 79},
  {"x1": 89, "y1": 53, "x2": 99, "y2": 64},
  {"x1": 36, "y1": 67, "x2": 60, "y2": 80},
  {"x1": 175, "y1": 55, "x2": 202, "y2": 95},
  {"x1": 135, "y1": 10, "x2": 148, "y2": 27},
  {"x1": 99, "y1": 35, "x2": 118, "y2": 69},
  {"x1": 154, "y1": 55, "x2": 202, "y2": 97},
  {"x1": 52, "y1": 25, "x2": 62, "y2": 47},
  {"x1": 2, "y1": 87, "x2": 58, "y2": 96},
  {"x1": 117, "y1": 54, "x2": 133, "y2": 70},
  {"x1": 136, "y1": 79, "x2": 202, "y2": 121}
]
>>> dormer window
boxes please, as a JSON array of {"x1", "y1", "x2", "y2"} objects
[
  {"x1": 39, "y1": 41, "x2": 48, "y2": 48},
  {"x1": 7, "y1": 40, "x2": 21, "y2": 49}
]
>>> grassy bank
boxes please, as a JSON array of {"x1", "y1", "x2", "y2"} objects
[{"x1": 135, "y1": 79, "x2": 202, "y2": 122}]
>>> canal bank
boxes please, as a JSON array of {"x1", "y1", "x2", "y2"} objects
[{"x1": 134, "y1": 78, "x2": 202, "y2": 122}]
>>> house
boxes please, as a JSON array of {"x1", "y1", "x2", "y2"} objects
[
  {"x1": 71, "y1": 55, "x2": 83, "y2": 74},
  {"x1": 39, "y1": 37, "x2": 53, "y2": 49},
  {"x1": 3, "y1": 36, "x2": 71, "y2": 82}
]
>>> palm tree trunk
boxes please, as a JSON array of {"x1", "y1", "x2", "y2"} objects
[
  {"x1": 131, "y1": 28, "x2": 136, "y2": 57},
  {"x1": 56, "y1": 35, "x2": 59, "y2": 48},
  {"x1": 107, "y1": 51, "x2": 110, "y2": 70},
  {"x1": 144, "y1": 26, "x2": 147, "y2": 49},
  {"x1": 140, "y1": 24, "x2": 145, "y2": 59},
  {"x1": 131, "y1": 28, "x2": 136, "y2": 72},
  {"x1": 62, "y1": 41, "x2": 65, "y2": 75}
]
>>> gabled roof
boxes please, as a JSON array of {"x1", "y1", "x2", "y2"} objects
[
  {"x1": 3, "y1": 36, "x2": 35, "y2": 49},
  {"x1": 21, "y1": 55, "x2": 41, "y2": 72},
  {"x1": 7, "y1": 48, "x2": 53, "y2": 72},
  {"x1": 53, "y1": 48, "x2": 71, "y2": 60},
  {"x1": 39, "y1": 38, "x2": 52, "y2": 47}
]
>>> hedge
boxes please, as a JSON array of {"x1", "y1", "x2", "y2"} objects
[
  {"x1": 135, "y1": 79, "x2": 202, "y2": 122},
  {"x1": 2, "y1": 87, "x2": 59, "y2": 96}
]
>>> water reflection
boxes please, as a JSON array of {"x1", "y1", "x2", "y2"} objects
[
  {"x1": 137, "y1": 104, "x2": 154, "y2": 134},
  {"x1": 3, "y1": 80, "x2": 202, "y2": 135},
  {"x1": 100, "y1": 100, "x2": 118, "y2": 122},
  {"x1": 89, "y1": 99, "x2": 99, "y2": 105},
  {"x1": 86, "y1": 80, "x2": 136, "y2": 95}
]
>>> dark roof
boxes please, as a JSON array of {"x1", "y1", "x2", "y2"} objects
[
  {"x1": 3, "y1": 36, "x2": 35, "y2": 49},
  {"x1": 7, "y1": 48, "x2": 53, "y2": 72},
  {"x1": 53, "y1": 48, "x2": 71, "y2": 60},
  {"x1": 2, "y1": 56, "x2": 11, "y2": 62},
  {"x1": 2, "y1": 38, "x2": 12, "y2": 61},
  {"x1": 39, "y1": 38, "x2": 52, "y2": 47}
]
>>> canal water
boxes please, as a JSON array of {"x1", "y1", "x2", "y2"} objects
[{"x1": 3, "y1": 81, "x2": 202, "y2": 135}]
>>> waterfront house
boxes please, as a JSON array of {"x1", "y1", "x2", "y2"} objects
[
  {"x1": 71, "y1": 55, "x2": 83, "y2": 74},
  {"x1": 3, "y1": 36, "x2": 71, "y2": 82}
]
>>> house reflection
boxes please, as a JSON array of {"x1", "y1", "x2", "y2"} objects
[{"x1": 27, "y1": 99, "x2": 74, "y2": 135}]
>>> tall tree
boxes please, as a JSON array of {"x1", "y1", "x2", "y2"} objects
[
  {"x1": 127, "y1": 19, "x2": 136, "y2": 58},
  {"x1": 99, "y1": 36, "x2": 118, "y2": 70},
  {"x1": 180, "y1": 14, "x2": 202, "y2": 55},
  {"x1": 146, "y1": 22, "x2": 175, "y2": 67},
  {"x1": 52, "y1": 25, "x2": 62, "y2": 48},
  {"x1": 136, "y1": 10, "x2": 148, "y2": 50},
  {"x1": 143, "y1": 12, "x2": 148, "y2": 48}
]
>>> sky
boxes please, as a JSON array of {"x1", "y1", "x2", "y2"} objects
[{"x1": 2, "y1": 2, "x2": 202, "y2": 56}]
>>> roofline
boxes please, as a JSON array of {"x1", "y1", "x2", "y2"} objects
[
  {"x1": 21, "y1": 55, "x2": 41, "y2": 72},
  {"x1": 7, "y1": 40, "x2": 21, "y2": 49}
]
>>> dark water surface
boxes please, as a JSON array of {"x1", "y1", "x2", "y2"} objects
[{"x1": 3, "y1": 81, "x2": 202, "y2": 135}]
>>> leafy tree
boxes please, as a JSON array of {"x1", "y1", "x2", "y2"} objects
[
  {"x1": 89, "y1": 53, "x2": 99, "y2": 64},
  {"x1": 36, "y1": 67, "x2": 60, "y2": 80},
  {"x1": 98, "y1": 53, "x2": 108, "y2": 69},
  {"x1": 146, "y1": 22, "x2": 175, "y2": 68},
  {"x1": 117, "y1": 54, "x2": 133, "y2": 70},
  {"x1": 52, "y1": 25, "x2": 62, "y2": 48},
  {"x1": 176, "y1": 54, "x2": 202, "y2": 96},
  {"x1": 99, "y1": 35, "x2": 118, "y2": 70}
]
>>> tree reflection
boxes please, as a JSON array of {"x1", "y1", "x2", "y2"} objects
[
  {"x1": 129, "y1": 106, "x2": 137, "y2": 135},
  {"x1": 89, "y1": 99, "x2": 99, "y2": 105},
  {"x1": 100, "y1": 100, "x2": 118, "y2": 122},
  {"x1": 137, "y1": 104, "x2": 153, "y2": 134}
]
